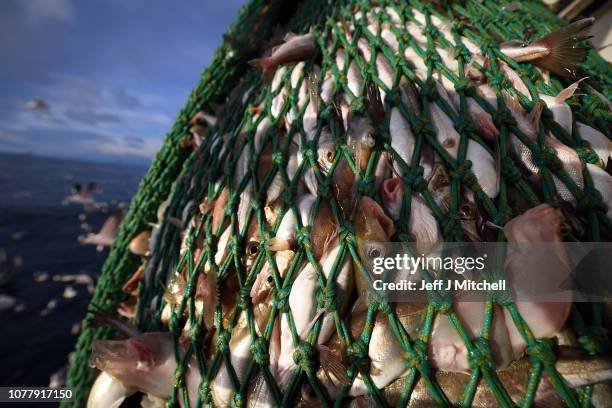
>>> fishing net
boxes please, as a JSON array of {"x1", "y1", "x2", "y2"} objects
[{"x1": 63, "y1": 0, "x2": 612, "y2": 406}]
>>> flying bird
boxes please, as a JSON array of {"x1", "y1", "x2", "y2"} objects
[
  {"x1": 26, "y1": 97, "x2": 49, "y2": 110},
  {"x1": 63, "y1": 182, "x2": 98, "y2": 209},
  {"x1": 78, "y1": 205, "x2": 126, "y2": 252}
]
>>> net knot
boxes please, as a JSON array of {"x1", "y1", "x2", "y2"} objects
[
  {"x1": 250, "y1": 336, "x2": 269, "y2": 365},
  {"x1": 293, "y1": 342, "x2": 315, "y2": 373},
  {"x1": 432, "y1": 297, "x2": 453, "y2": 314},
  {"x1": 402, "y1": 167, "x2": 427, "y2": 192},
  {"x1": 500, "y1": 160, "x2": 522, "y2": 184},
  {"x1": 575, "y1": 146, "x2": 600, "y2": 165},
  {"x1": 414, "y1": 117, "x2": 435, "y2": 138},
  {"x1": 296, "y1": 225, "x2": 312, "y2": 248},
  {"x1": 199, "y1": 382, "x2": 212, "y2": 404},
  {"x1": 216, "y1": 330, "x2": 231, "y2": 354},
  {"x1": 421, "y1": 79, "x2": 438, "y2": 102},
  {"x1": 533, "y1": 145, "x2": 561, "y2": 172},
  {"x1": 583, "y1": 95, "x2": 609, "y2": 120},
  {"x1": 492, "y1": 203, "x2": 513, "y2": 226},
  {"x1": 404, "y1": 339, "x2": 428, "y2": 372},
  {"x1": 273, "y1": 286, "x2": 291, "y2": 312},
  {"x1": 494, "y1": 107, "x2": 516, "y2": 129},
  {"x1": 238, "y1": 286, "x2": 251, "y2": 310},
  {"x1": 578, "y1": 329, "x2": 609, "y2": 354},
  {"x1": 577, "y1": 188, "x2": 606, "y2": 214},
  {"x1": 442, "y1": 213, "x2": 462, "y2": 238},
  {"x1": 454, "y1": 115, "x2": 477, "y2": 136},
  {"x1": 489, "y1": 73, "x2": 510, "y2": 91},
  {"x1": 173, "y1": 362, "x2": 186, "y2": 387},
  {"x1": 454, "y1": 77, "x2": 476, "y2": 97},
  {"x1": 469, "y1": 337, "x2": 496, "y2": 371},
  {"x1": 231, "y1": 393, "x2": 245, "y2": 408},
  {"x1": 339, "y1": 224, "x2": 356, "y2": 246},
  {"x1": 272, "y1": 151, "x2": 284, "y2": 166},
  {"x1": 526, "y1": 339, "x2": 556, "y2": 365},
  {"x1": 317, "y1": 284, "x2": 337, "y2": 312},
  {"x1": 376, "y1": 299, "x2": 392, "y2": 315},
  {"x1": 357, "y1": 175, "x2": 376, "y2": 196},
  {"x1": 347, "y1": 338, "x2": 370, "y2": 373},
  {"x1": 317, "y1": 178, "x2": 333, "y2": 201},
  {"x1": 450, "y1": 161, "x2": 475, "y2": 186}
]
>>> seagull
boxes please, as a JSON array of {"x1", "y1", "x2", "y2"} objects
[
  {"x1": 63, "y1": 182, "x2": 98, "y2": 208},
  {"x1": 78, "y1": 205, "x2": 126, "y2": 251},
  {"x1": 26, "y1": 97, "x2": 49, "y2": 110},
  {"x1": 0, "y1": 250, "x2": 23, "y2": 286}
]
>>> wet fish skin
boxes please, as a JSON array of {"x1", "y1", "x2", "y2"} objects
[{"x1": 249, "y1": 33, "x2": 316, "y2": 81}]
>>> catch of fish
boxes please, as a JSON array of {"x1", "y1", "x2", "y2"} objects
[{"x1": 86, "y1": 3, "x2": 612, "y2": 408}]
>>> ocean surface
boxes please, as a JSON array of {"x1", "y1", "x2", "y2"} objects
[{"x1": 0, "y1": 153, "x2": 146, "y2": 389}]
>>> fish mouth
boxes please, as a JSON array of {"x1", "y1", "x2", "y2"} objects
[
  {"x1": 381, "y1": 178, "x2": 402, "y2": 203},
  {"x1": 359, "y1": 196, "x2": 396, "y2": 238},
  {"x1": 90, "y1": 338, "x2": 155, "y2": 373}
]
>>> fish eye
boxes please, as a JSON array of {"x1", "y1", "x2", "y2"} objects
[
  {"x1": 247, "y1": 241, "x2": 260, "y2": 256},
  {"x1": 367, "y1": 246, "x2": 384, "y2": 260},
  {"x1": 326, "y1": 150, "x2": 334, "y2": 162},
  {"x1": 459, "y1": 204, "x2": 472, "y2": 216},
  {"x1": 266, "y1": 275, "x2": 274, "y2": 284}
]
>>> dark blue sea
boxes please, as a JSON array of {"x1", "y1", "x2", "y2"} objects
[{"x1": 0, "y1": 152, "x2": 146, "y2": 388}]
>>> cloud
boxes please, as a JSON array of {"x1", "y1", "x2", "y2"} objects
[
  {"x1": 16, "y1": 0, "x2": 75, "y2": 24},
  {"x1": 64, "y1": 108, "x2": 121, "y2": 125},
  {"x1": 113, "y1": 88, "x2": 142, "y2": 108},
  {"x1": 123, "y1": 135, "x2": 144, "y2": 148}
]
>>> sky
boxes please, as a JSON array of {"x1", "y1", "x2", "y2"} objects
[{"x1": 0, "y1": 0, "x2": 245, "y2": 165}]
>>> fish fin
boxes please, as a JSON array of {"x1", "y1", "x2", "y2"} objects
[
  {"x1": 502, "y1": 91, "x2": 524, "y2": 114},
  {"x1": 555, "y1": 77, "x2": 588, "y2": 104},
  {"x1": 366, "y1": 83, "x2": 384, "y2": 125},
  {"x1": 89, "y1": 310, "x2": 142, "y2": 339},
  {"x1": 317, "y1": 344, "x2": 351, "y2": 386},
  {"x1": 248, "y1": 58, "x2": 276, "y2": 82},
  {"x1": 528, "y1": 103, "x2": 543, "y2": 134},
  {"x1": 531, "y1": 18, "x2": 594, "y2": 77}
]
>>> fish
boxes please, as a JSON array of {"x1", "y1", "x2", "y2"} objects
[
  {"x1": 249, "y1": 33, "x2": 316, "y2": 82},
  {"x1": 380, "y1": 178, "x2": 441, "y2": 256},
  {"x1": 427, "y1": 160, "x2": 452, "y2": 212},
  {"x1": 500, "y1": 18, "x2": 594, "y2": 77},
  {"x1": 87, "y1": 371, "x2": 135, "y2": 408},
  {"x1": 276, "y1": 200, "x2": 353, "y2": 390},
  {"x1": 459, "y1": 189, "x2": 483, "y2": 242},
  {"x1": 429, "y1": 81, "x2": 461, "y2": 159},
  {"x1": 503, "y1": 204, "x2": 572, "y2": 358},
  {"x1": 348, "y1": 351, "x2": 612, "y2": 407},
  {"x1": 78, "y1": 205, "x2": 127, "y2": 252},
  {"x1": 129, "y1": 230, "x2": 152, "y2": 257},
  {"x1": 466, "y1": 140, "x2": 500, "y2": 199},
  {"x1": 547, "y1": 137, "x2": 585, "y2": 204},
  {"x1": 578, "y1": 122, "x2": 612, "y2": 167},
  {"x1": 586, "y1": 163, "x2": 612, "y2": 219},
  {"x1": 88, "y1": 314, "x2": 201, "y2": 408},
  {"x1": 539, "y1": 78, "x2": 586, "y2": 136}
]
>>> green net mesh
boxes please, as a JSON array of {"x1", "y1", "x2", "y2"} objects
[{"x1": 63, "y1": 0, "x2": 612, "y2": 407}]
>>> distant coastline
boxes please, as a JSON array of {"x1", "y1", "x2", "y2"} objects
[{"x1": 0, "y1": 150, "x2": 151, "y2": 169}]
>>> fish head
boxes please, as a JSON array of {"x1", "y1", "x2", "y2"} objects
[
  {"x1": 90, "y1": 332, "x2": 163, "y2": 375},
  {"x1": 458, "y1": 193, "x2": 481, "y2": 242},
  {"x1": 316, "y1": 131, "x2": 336, "y2": 174},
  {"x1": 242, "y1": 218, "x2": 263, "y2": 270},
  {"x1": 504, "y1": 204, "x2": 565, "y2": 243},
  {"x1": 355, "y1": 196, "x2": 396, "y2": 272}
]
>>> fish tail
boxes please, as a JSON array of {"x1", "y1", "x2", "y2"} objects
[
  {"x1": 531, "y1": 17, "x2": 594, "y2": 77},
  {"x1": 317, "y1": 344, "x2": 351, "y2": 386},
  {"x1": 248, "y1": 57, "x2": 276, "y2": 82}
]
